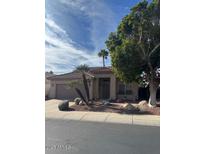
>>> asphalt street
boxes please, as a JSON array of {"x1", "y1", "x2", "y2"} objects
[{"x1": 46, "y1": 119, "x2": 160, "y2": 154}]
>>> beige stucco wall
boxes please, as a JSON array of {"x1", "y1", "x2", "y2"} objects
[
  {"x1": 45, "y1": 79, "x2": 51, "y2": 96},
  {"x1": 48, "y1": 80, "x2": 56, "y2": 98}
]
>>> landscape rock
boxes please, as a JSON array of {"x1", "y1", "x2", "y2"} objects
[
  {"x1": 89, "y1": 100, "x2": 94, "y2": 105},
  {"x1": 74, "y1": 97, "x2": 81, "y2": 105},
  {"x1": 58, "y1": 101, "x2": 69, "y2": 111},
  {"x1": 122, "y1": 103, "x2": 136, "y2": 111},
  {"x1": 79, "y1": 100, "x2": 85, "y2": 106},
  {"x1": 138, "y1": 100, "x2": 149, "y2": 111},
  {"x1": 102, "y1": 100, "x2": 110, "y2": 105}
]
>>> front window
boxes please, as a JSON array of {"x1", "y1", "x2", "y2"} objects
[{"x1": 118, "y1": 82, "x2": 132, "y2": 95}]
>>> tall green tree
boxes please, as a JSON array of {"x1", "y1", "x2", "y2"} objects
[
  {"x1": 98, "y1": 49, "x2": 109, "y2": 67},
  {"x1": 106, "y1": 0, "x2": 160, "y2": 106},
  {"x1": 75, "y1": 64, "x2": 89, "y2": 72}
]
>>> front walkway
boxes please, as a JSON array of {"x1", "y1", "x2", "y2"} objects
[{"x1": 45, "y1": 99, "x2": 160, "y2": 126}]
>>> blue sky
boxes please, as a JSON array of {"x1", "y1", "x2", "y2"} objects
[{"x1": 45, "y1": 0, "x2": 141, "y2": 74}]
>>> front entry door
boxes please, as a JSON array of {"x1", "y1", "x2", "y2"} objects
[{"x1": 99, "y1": 78, "x2": 110, "y2": 99}]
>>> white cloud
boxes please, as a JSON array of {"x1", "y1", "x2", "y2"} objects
[
  {"x1": 45, "y1": 16, "x2": 101, "y2": 73},
  {"x1": 45, "y1": 17, "x2": 66, "y2": 35},
  {"x1": 59, "y1": 0, "x2": 117, "y2": 51}
]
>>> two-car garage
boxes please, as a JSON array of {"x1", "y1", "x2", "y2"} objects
[{"x1": 56, "y1": 84, "x2": 86, "y2": 100}]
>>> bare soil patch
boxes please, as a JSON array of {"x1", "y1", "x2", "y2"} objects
[{"x1": 69, "y1": 101, "x2": 160, "y2": 115}]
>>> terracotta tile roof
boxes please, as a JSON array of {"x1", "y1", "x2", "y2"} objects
[
  {"x1": 88, "y1": 67, "x2": 113, "y2": 74},
  {"x1": 47, "y1": 66, "x2": 113, "y2": 80}
]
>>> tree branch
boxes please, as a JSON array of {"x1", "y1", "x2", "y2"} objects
[{"x1": 148, "y1": 43, "x2": 160, "y2": 57}]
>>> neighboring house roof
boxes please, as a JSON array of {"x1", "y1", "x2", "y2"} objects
[
  {"x1": 47, "y1": 67, "x2": 113, "y2": 80},
  {"x1": 45, "y1": 72, "x2": 55, "y2": 78}
]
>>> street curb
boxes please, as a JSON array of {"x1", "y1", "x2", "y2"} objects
[{"x1": 45, "y1": 111, "x2": 160, "y2": 127}]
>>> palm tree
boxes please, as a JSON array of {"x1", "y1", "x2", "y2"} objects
[
  {"x1": 75, "y1": 64, "x2": 89, "y2": 72},
  {"x1": 98, "y1": 49, "x2": 108, "y2": 67}
]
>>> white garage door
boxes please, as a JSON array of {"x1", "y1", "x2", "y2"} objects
[{"x1": 56, "y1": 84, "x2": 86, "y2": 100}]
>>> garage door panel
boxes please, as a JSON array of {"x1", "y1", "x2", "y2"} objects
[{"x1": 56, "y1": 84, "x2": 86, "y2": 100}]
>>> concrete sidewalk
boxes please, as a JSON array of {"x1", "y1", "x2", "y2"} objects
[{"x1": 45, "y1": 99, "x2": 160, "y2": 126}]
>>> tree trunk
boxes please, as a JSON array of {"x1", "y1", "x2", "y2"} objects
[
  {"x1": 103, "y1": 56, "x2": 105, "y2": 67},
  {"x1": 82, "y1": 72, "x2": 90, "y2": 102},
  {"x1": 75, "y1": 88, "x2": 89, "y2": 106},
  {"x1": 147, "y1": 58, "x2": 158, "y2": 107},
  {"x1": 148, "y1": 81, "x2": 157, "y2": 107}
]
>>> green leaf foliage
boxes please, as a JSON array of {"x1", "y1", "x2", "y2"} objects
[
  {"x1": 75, "y1": 64, "x2": 89, "y2": 72},
  {"x1": 106, "y1": 0, "x2": 160, "y2": 84}
]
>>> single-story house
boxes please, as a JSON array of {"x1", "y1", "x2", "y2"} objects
[{"x1": 47, "y1": 67, "x2": 153, "y2": 101}]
